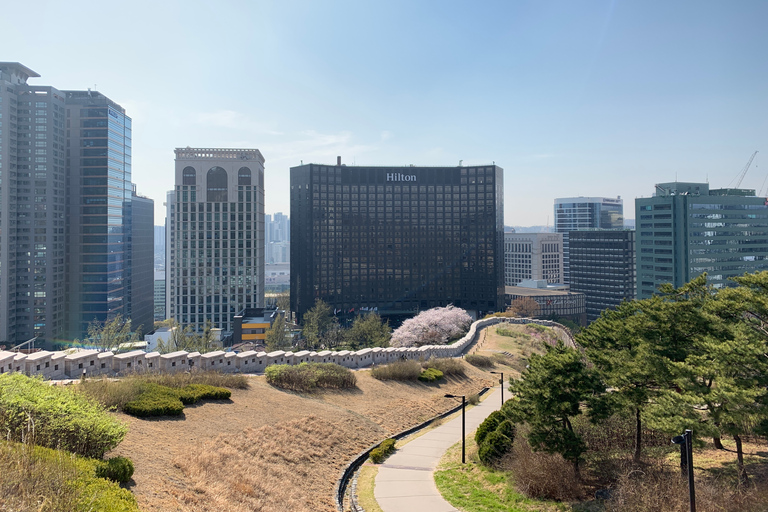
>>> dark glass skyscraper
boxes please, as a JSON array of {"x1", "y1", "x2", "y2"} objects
[
  {"x1": 65, "y1": 91, "x2": 135, "y2": 338},
  {"x1": 290, "y1": 163, "x2": 504, "y2": 322}
]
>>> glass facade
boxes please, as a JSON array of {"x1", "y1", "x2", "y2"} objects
[
  {"x1": 636, "y1": 183, "x2": 768, "y2": 298},
  {"x1": 290, "y1": 164, "x2": 505, "y2": 323},
  {"x1": 568, "y1": 230, "x2": 636, "y2": 323},
  {"x1": 65, "y1": 92, "x2": 134, "y2": 338}
]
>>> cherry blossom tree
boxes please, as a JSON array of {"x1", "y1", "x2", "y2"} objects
[{"x1": 390, "y1": 305, "x2": 472, "y2": 348}]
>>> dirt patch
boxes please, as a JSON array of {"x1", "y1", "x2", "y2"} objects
[{"x1": 108, "y1": 365, "x2": 492, "y2": 511}]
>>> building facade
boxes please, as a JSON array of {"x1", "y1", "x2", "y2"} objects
[
  {"x1": 290, "y1": 163, "x2": 505, "y2": 322},
  {"x1": 167, "y1": 148, "x2": 265, "y2": 334},
  {"x1": 64, "y1": 90, "x2": 138, "y2": 338},
  {"x1": 554, "y1": 196, "x2": 624, "y2": 284},
  {"x1": 568, "y1": 229, "x2": 636, "y2": 323},
  {"x1": 636, "y1": 182, "x2": 768, "y2": 299},
  {"x1": 127, "y1": 192, "x2": 154, "y2": 334},
  {"x1": 0, "y1": 63, "x2": 67, "y2": 345},
  {"x1": 503, "y1": 232, "x2": 564, "y2": 286}
]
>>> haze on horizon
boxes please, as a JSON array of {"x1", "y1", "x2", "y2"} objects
[{"x1": 3, "y1": 0, "x2": 766, "y2": 226}]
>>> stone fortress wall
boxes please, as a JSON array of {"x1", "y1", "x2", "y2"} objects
[{"x1": 0, "y1": 317, "x2": 574, "y2": 381}]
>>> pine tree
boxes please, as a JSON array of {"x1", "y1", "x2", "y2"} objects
[{"x1": 505, "y1": 341, "x2": 603, "y2": 479}]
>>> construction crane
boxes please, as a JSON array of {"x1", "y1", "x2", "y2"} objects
[{"x1": 728, "y1": 150, "x2": 758, "y2": 189}]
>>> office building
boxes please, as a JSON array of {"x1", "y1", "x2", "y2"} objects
[
  {"x1": 0, "y1": 63, "x2": 153, "y2": 345},
  {"x1": 290, "y1": 161, "x2": 504, "y2": 322},
  {"x1": 154, "y1": 270, "x2": 166, "y2": 321},
  {"x1": 554, "y1": 196, "x2": 624, "y2": 283},
  {"x1": 64, "y1": 89, "x2": 145, "y2": 339},
  {"x1": 503, "y1": 232, "x2": 564, "y2": 286},
  {"x1": 127, "y1": 192, "x2": 154, "y2": 334},
  {"x1": 568, "y1": 230, "x2": 636, "y2": 322},
  {"x1": 505, "y1": 281, "x2": 586, "y2": 325},
  {"x1": 0, "y1": 63, "x2": 67, "y2": 345},
  {"x1": 636, "y1": 182, "x2": 768, "y2": 299},
  {"x1": 167, "y1": 147, "x2": 265, "y2": 334}
]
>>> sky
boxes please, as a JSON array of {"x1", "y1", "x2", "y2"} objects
[{"x1": 3, "y1": 0, "x2": 767, "y2": 226}]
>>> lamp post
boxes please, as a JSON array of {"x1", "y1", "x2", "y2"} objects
[
  {"x1": 672, "y1": 429, "x2": 696, "y2": 512},
  {"x1": 490, "y1": 371, "x2": 504, "y2": 407},
  {"x1": 445, "y1": 394, "x2": 466, "y2": 463}
]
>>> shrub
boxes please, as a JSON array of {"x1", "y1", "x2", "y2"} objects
[
  {"x1": 478, "y1": 430, "x2": 513, "y2": 465},
  {"x1": 418, "y1": 368, "x2": 444, "y2": 382},
  {"x1": 501, "y1": 430, "x2": 582, "y2": 500},
  {"x1": 496, "y1": 419, "x2": 516, "y2": 442},
  {"x1": 369, "y1": 438, "x2": 396, "y2": 464},
  {"x1": 465, "y1": 354, "x2": 493, "y2": 368},
  {"x1": 140, "y1": 370, "x2": 248, "y2": 390},
  {"x1": 468, "y1": 393, "x2": 480, "y2": 405},
  {"x1": 0, "y1": 374, "x2": 127, "y2": 458},
  {"x1": 123, "y1": 384, "x2": 184, "y2": 417},
  {"x1": 422, "y1": 357, "x2": 466, "y2": 376},
  {"x1": 496, "y1": 325, "x2": 528, "y2": 338},
  {"x1": 265, "y1": 363, "x2": 356, "y2": 392},
  {"x1": 475, "y1": 410, "x2": 505, "y2": 445},
  {"x1": 96, "y1": 456, "x2": 135, "y2": 483},
  {"x1": 0, "y1": 441, "x2": 140, "y2": 512},
  {"x1": 370, "y1": 360, "x2": 422, "y2": 381},
  {"x1": 176, "y1": 383, "x2": 231, "y2": 404}
]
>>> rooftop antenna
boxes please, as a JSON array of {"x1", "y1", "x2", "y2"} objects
[{"x1": 459, "y1": 159, "x2": 463, "y2": 166}]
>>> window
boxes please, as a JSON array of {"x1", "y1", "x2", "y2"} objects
[
  {"x1": 238, "y1": 167, "x2": 251, "y2": 185},
  {"x1": 207, "y1": 166, "x2": 228, "y2": 201},
  {"x1": 183, "y1": 166, "x2": 196, "y2": 185}
]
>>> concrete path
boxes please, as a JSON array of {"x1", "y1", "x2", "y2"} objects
[{"x1": 373, "y1": 384, "x2": 505, "y2": 512}]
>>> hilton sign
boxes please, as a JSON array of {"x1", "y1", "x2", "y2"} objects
[{"x1": 386, "y1": 172, "x2": 416, "y2": 182}]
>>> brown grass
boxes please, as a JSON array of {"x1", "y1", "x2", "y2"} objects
[
  {"x1": 472, "y1": 324, "x2": 570, "y2": 377},
  {"x1": 107, "y1": 366, "x2": 493, "y2": 511}
]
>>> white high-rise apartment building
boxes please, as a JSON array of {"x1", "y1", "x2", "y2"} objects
[
  {"x1": 504, "y1": 232, "x2": 564, "y2": 286},
  {"x1": 167, "y1": 148, "x2": 265, "y2": 333}
]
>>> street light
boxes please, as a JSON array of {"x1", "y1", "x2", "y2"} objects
[
  {"x1": 489, "y1": 371, "x2": 504, "y2": 407},
  {"x1": 671, "y1": 429, "x2": 696, "y2": 512},
  {"x1": 444, "y1": 394, "x2": 466, "y2": 464}
]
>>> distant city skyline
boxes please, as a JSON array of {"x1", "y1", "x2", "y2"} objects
[{"x1": 3, "y1": 1, "x2": 766, "y2": 226}]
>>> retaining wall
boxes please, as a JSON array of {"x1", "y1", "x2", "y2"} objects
[{"x1": 0, "y1": 317, "x2": 575, "y2": 380}]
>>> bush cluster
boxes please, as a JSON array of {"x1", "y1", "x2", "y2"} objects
[
  {"x1": 422, "y1": 357, "x2": 466, "y2": 376},
  {"x1": 370, "y1": 359, "x2": 422, "y2": 381},
  {"x1": 265, "y1": 362, "x2": 357, "y2": 392},
  {"x1": 0, "y1": 441, "x2": 140, "y2": 512},
  {"x1": 95, "y1": 456, "x2": 135, "y2": 483},
  {"x1": 122, "y1": 382, "x2": 231, "y2": 417},
  {"x1": 418, "y1": 368, "x2": 444, "y2": 382},
  {"x1": 465, "y1": 354, "x2": 494, "y2": 368},
  {"x1": 476, "y1": 411, "x2": 516, "y2": 465},
  {"x1": 369, "y1": 438, "x2": 396, "y2": 464},
  {"x1": 0, "y1": 373, "x2": 127, "y2": 458}
]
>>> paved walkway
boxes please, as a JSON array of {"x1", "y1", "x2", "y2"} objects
[{"x1": 373, "y1": 384, "x2": 505, "y2": 512}]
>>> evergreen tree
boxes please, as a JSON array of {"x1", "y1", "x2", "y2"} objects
[
  {"x1": 344, "y1": 312, "x2": 391, "y2": 350},
  {"x1": 264, "y1": 313, "x2": 290, "y2": 351},
  {"x1": 505, "y1": 341, "x2": 603, "y2": 479},
  {"x1": 300, "y1": 299, "x2": 337, "y2": 349}
]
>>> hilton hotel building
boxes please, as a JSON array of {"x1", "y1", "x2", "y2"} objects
[{"x1": 290, "y1": 161, "x2": 504, "y2": 323}]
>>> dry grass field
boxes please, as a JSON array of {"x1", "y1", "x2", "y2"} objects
[{"x1": 107, "y1": 364, "x2": 494, "y2": 512}]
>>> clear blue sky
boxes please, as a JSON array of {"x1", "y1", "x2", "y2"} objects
[{"x1": 4, "y1": 0, "x2": 767, "y2": 226}]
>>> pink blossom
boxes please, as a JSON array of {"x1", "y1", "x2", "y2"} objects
[{"x1": 390, "y1": 305, "x2": 472, "y2": 348}]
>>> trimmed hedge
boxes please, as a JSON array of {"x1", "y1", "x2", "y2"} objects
[
  {"x1": 122, "y1": 382, "x2": 231, "y2": 417},
  {"x1": 96, "y1": 456, "x2": 135, "y2": 483},
  {"x1": 0, "y1": 373, "x2": 127, "y2": 458},
  {"x1": 265, "y1": 362, "x2": 357, "y2": 392},
  {"x1": 369, "y1": 438, "x2": 396, "y2": 464},
  {"x1": 123, "y1": 385, "x2": 184, "y2": 417},
  {"x1": 418, "y1": 368, "x2": 444, "y2": 382}
]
